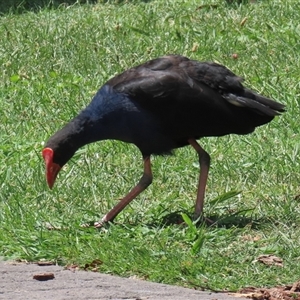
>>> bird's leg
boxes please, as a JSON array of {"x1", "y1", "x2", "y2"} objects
[
  {"x1": 95, "y1": 155, "x2": 152, "y2": 227},
  {"x1": 188, "y1": 139, "x2": 211, "y2": 220}
]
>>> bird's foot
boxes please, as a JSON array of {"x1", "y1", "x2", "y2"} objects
[
  {"x1": 80, "y1": 216, "x2": 109, "y2": 230},
  {"x1": 80, "y1": 221, "x2": 95, "y2": 228},
  {"x1": 193, "y1": 213, "x2": 214, "y2": 225},
  {"x1": 94, "y1": 214, "x2": 112, "y2": 230},
  {"x1": 94, "y1": 220, "x2": 106, "y2": 228}
]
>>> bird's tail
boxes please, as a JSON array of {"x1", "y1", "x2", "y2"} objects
[{"x1": 224, "y1": 89, "x2": 285, "y2": 117}]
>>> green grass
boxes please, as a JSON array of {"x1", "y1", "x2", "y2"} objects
[{"x1": 1, "y1": 0, "x2": 300, "y2": 292}]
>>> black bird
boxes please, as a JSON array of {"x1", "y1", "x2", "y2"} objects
[{"x1": 42, "y1": 55, "x2": 285, "y2": 226}]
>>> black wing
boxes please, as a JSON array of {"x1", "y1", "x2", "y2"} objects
[
  {"x1": 106, "y1": 55, "x2": 285, "y2": 116},
  {"x1": 107, "y1": 55, "x2": 184, "y2": 103}
]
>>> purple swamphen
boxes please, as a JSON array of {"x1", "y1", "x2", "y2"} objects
[{"x1": 42, "y1": 55, "x2": 285, "y2": 226}]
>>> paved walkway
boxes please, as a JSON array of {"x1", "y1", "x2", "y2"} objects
[{"x1": 0, "y1": 261, "x2": 245, "y2": 300}]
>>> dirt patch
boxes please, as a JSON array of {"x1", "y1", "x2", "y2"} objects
[{"x1": 230, "y1": 281, "x2": 300, "y2": 300}]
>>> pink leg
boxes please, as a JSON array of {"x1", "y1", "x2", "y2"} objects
[
  {"x1": 95, "y1": 156, "x2": 152, "y2": 227},
  {"x1": 188, "y1": 139, "x2": 211, "y2": 219}
]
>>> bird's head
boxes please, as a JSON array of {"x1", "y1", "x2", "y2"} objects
[{"x1": 42, "y1": 147, "x2": 62, "y2": 189}]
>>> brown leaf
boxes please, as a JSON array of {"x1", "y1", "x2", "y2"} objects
[
  {"x1": 33, "y1": 272, "x2": 55, "y2": 281},
  {"x1": 290, "y1": 281, "x2": 300, "y2": 292},
  {"x1": 255, "y1": 254, "x2": 283, "y2": 267},
  {"x1": 36, "y1": 261, "x2": 55, "y2": 266},
  {"x1": 240, "y1": 17, "x2": 248, "y2": 27},
  {"x1": 64, "y1": 264, "x2": 80, "y2": 272},
  {"x1": 237, "y1": 282, "x2": 300, "y2": 300},
  {"x1": 241, "y1": 234, "x2": 262, "y2": 242},
  {"x1": 84, "y1": 259, "x2": 103, "y2": 271},
  {"x1": 191, "y1": 43, "x2": 199, "y2": 52}
]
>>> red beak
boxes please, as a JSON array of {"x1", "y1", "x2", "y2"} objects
[{"x1": 42, "y1": 148, "x2": 61, "y2": 189}]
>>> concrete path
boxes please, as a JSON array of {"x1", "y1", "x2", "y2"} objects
[{"x1": 0, "y1": 261, "x2": 245, "y2": 300}]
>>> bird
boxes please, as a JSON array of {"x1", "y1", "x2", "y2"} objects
[{"x1": 42, "y1": 54, "x2": 285, "y2": 227}]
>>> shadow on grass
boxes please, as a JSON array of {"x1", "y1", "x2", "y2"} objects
[
  {"x1": 0, "y1": 0, "x2": 94, "y2": 14},
  {"x1": 158, "y1": 209, "x2": 262, "y2": 229},
  {"x1": 225, "y1": 0, "x2": 265, "y2": 5},
  {"x1": 0, "y1": 0, "x2": 152, "y2": 15}
]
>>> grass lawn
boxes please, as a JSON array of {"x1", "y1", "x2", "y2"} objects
[{"x1": 1, "y1": 0, "x2": 300, "y2": 291}]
